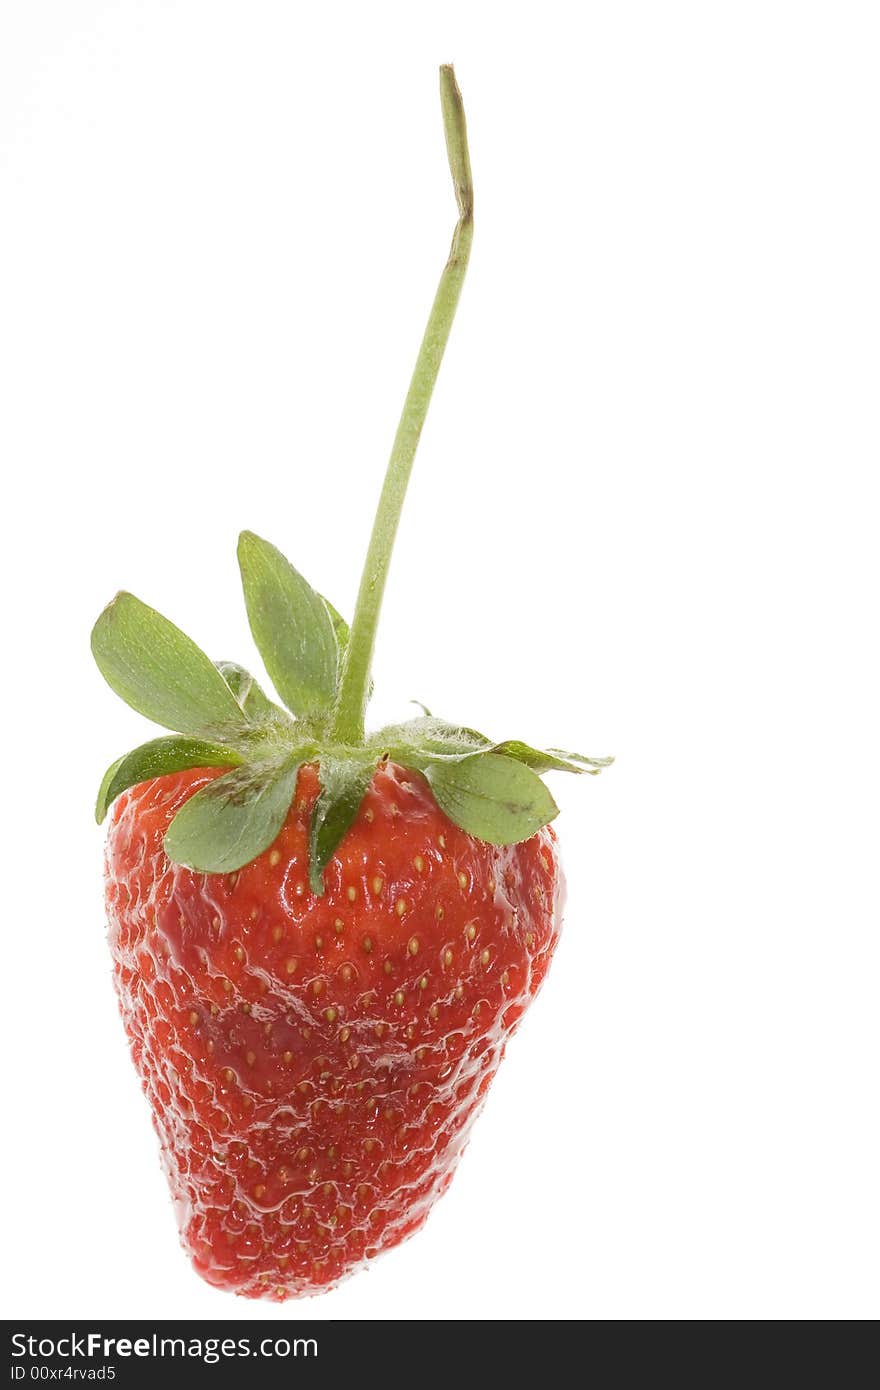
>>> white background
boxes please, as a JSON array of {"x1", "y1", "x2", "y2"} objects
[{"x1": 1, "y1": 2, "x2": 877, "y2": 1322}]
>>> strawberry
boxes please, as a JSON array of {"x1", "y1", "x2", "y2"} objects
[
  {"x1": 92, "y1": 66, "x2": 610, "y2": 1300},
  {"x1": 106, "y1": 761, "x2": 563, "y2": 1297}
]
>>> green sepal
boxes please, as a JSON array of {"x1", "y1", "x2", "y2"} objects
[
  {"x1": 308, "y1": 756, "x2": 377, "y2": 895},
  {"x1": 320, "y1": 595, "x2": 375, "y2": 700},
  {"x1": 319, "y1": 594, "x2": 350, "y2": 651},
  {"x1": 369, "y1": 716, "x2": 611, "y2": 777},
  {"x1": 95, "y1": 736, "x2": 243, "y2": 823},
  {"x1": 163, "y1": 756, "x2": 302, "y2": 874},
  {"x1": 492, "y1": 741, "x2": 614, "y2": 775},
  {"x1": 91, "y1": 593, "x2": 248, "y2": 738},
  {"x1": 368, "y1": 716, "x2": 490, "y2": 763},
  {"x1": 237, "y1": 531, "x2": 339, "y2": 719},
  {"x1": 425, "y1": 752, "x2": 559, "y2": 845},
  {"x1": 215, "y1": 660, "x2": 283, "y2": 723}
]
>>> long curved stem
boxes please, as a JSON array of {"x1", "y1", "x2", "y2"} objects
[{"x1": 331, "y1": 65, "x2": 474, "y2": 744}]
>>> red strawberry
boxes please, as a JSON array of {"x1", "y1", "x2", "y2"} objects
[
  {"x1": 107, "y1": 761, "x2": 563, "y2": 1297},
  {"x1": 92, "y1": 65, "x2": 609, "y2": 1299}
]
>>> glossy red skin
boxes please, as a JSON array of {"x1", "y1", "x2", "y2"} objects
[{"x1": 105, "y1": 761, "x2": 563, "y2": 1300}]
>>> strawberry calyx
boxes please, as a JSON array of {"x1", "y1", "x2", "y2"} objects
[{"x1": 91, "y1": 66, "x2": 611, "y2": 894}]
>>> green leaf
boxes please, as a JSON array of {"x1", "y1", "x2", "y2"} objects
[
  {"x1": 91, "y1": 593, "x2": 248, "y2": 738},
  {"x1": 95, "y1": 736, "x2": 242, "y2": 823},
  {"x1": 215, "y1": 660, "x2": 278, "y2": 721},
  {"x1": 237, "y1": 532, "x2": 339, "y2": 718},
  {"x1": 493, "y1": 741, "x2": 614, "y2": 775},
  {"x1": 308, "y1": 756, "x2": 376, "y2": 895},
  {"x1": 163, "y1": 757, "x2": 301, "y2": 874},
  {"x1": 425, "y1": 753, "x2": 559, "y2": 845}
]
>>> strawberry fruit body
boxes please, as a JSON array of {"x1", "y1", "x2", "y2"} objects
[
  {"x1": 107, "y1": 763, "x2": 563, "y2": 1297},
  {"x1": 92, "y1": 66, "x2": 609, "y2": 1299}
]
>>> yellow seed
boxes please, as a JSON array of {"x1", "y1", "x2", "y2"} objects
[
  {"x1": 272, "y1": 926, "x2": 283, "y2": 943},
  {"x1": 346, "y1": 885, "x2": 357, "y2": 902},
  {"x1": 339, "y1": 1027, "x2": 351, "y2": 1042},
  {"x1": 246, "y1": 1050, "x2": 256, "y2": 1065},
  {"x1": 480, "y1": 949, "x2": 490, "y2": 965},
  {"x1": 222, "y1": 978, "x2": 233, "y2": 993},
  {"x1": 383, "y1": 960, "x2": 393, "y2": 975},
  {"x1": 312, "y1": 980, "x2": 323, "y2": 996},
  {"x1": 254, "y1": 1184, "x2": 266, "y2": 1199},
  {"x1": 501, "y1": 970, "x2": 510, "y2": 985},
  {"x1": 324, "y1": 1007, "x2": 337, "y2": 1023},
  {"x1": 396, "y1": 898, "x2": 408, "y2": 917},
  {"x1": 394, "y1": 991, "x2": 405, "y2": 1007},
  {"x1": 283, "y1": 1051, "x2": 293, "y2": 1065},
  {"x1": 466, "y1": 924, "x2": 477, "y2": 942},
  {"x1": 348, "y1": 1053, "x2": 360, "y2": 1069},
  {"x1": 374, "y1": 1023, "x2": 385, "y2": 1039},
  {"x1": 234, "y1": 946, "x2": 244, "y2": 962},
  {"x1": 438, "y1": 835, "x2": 446, "y2": 849},
  {"x1": 240, "y1": 1001, "x2": 250, "y2": 1014},
  {"x1": 435, "y1": 904, "x2": 445, "y2": 921},
  {"x1": 362, "y1": 936, "x2": 373, "y2": 953},
  {"x1": 371, "y1": 876, "x2": 384, "y2": 895},
  {"x1": 212, "y1": 916, "x2": 221, "y2": 931},
  {"x1": 210, "y1": 1002, "x2": 219, "y2": 1015},
  {"x1": 364, "y1": 807, "x2": 374, "y2": 823},
  {"x1": 408, "y1": 936, "x2": 419, "y2": 955},
  {"x1": 188, "y1": 1010, "x2": 199, "y2": 1025},
  {"x1": 429, "y1": 1004, "x2": 439, "y2": 1019},
  {"x1": 455, "y1": 984, "x2": 464, "y2": 998},
  {"x1": 334, "y1": 918, "x2": 344, "y2": 933},
  {"x1": 269, "y1": 850, "x2": 281, "y2": 867},
  {"x1": 443, "y1": 948, "x2": 453, "y2": 966},
  {"x1": 413, "y1": 855, "x2": 424, "y2": 873},
  {"x1": 458, "y1": 871, "x2": 469, "y2": 890},
  {"x1": 285, "y1": 958, "x2": 297, "y2": 976},
  {"x1": 420, "y1": 976, "x2": 428, "y2": 990},
  {"x1": 223, "y1": 1068, "x2": 235, "y2": 1083},
  {"x1": 315, "y1": 935, "x2": 323, "y2": 949}
]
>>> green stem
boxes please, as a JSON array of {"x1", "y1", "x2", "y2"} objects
[{"x1": 331, "y1": 65, "x2": 474, "y2": 744}]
